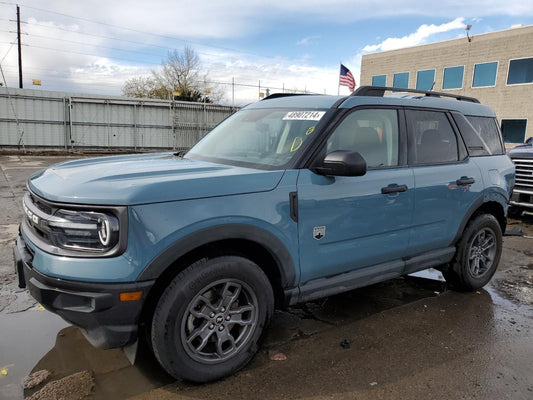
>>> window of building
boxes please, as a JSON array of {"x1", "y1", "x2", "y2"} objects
[
  {"x1": 416, "y1": 69, "x2": 435, "y2": 90},
  {"x1": 501, "y1": 119, "x2": 527, "y2": 143},
  {"x1": 406, "y1": 110, "x2": 459, "y2": 164},
  {"x1": 442, "y1": 66, "x2": 464, "y2": 89},
  {"x1": 372, "y1": 75, "x2": 386, "y2": 86},
  {"x1": 507, "y1": 57, "x2": 533, "y2": 85},
  {"x1": 393, "y1": 72, "x2": 409, "y2": 89},
  {"x1": 472, "y1": 62, "x2": 498, "y2": 87}
]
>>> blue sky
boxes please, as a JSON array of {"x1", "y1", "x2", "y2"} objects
[{"x1": 1, "y1": 0, "x2": 533, "y2": 105}]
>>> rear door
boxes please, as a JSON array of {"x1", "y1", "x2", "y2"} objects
[{"x1": 405, "y1": 109, "x2": 483, "y2": 258}]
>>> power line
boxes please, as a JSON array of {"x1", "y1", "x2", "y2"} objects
[
  {"x1": 21, "y1": 19, "x2": 174, "y2": 52},
  {"x1": 11, "y1": 2, "x2": 273, "y2": 60},
  {"x1": 22, "y1": 43, "x2": 160, "y2": 65},
  {"x1": 27, "y1": 32, "x2": 166, "y2": 59},
  {"x1": 18, "y1": 19, "x2": 263, "y2": 62},
  {"x1": 0, "y1": 36, "x2": 15, "y2": 63}
]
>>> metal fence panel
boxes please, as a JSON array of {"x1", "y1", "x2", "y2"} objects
[{"x1": 0, "y1": 88, "x2": 237, "y2": 150}]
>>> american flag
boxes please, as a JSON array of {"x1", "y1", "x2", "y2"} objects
[{"x1": 339, "y1": 64, "x2": 356, "y2": 91}]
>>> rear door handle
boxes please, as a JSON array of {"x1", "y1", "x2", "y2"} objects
[
  {"x1": 456, "y1": 176, "x2": 475, "y2": 186},
  {"x1": 381, "y1": 184, "x2": 408, "y2": 194}
]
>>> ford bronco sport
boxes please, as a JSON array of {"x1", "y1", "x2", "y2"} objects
[{"x1": 14, "y1": 86, "x2": 515, "y2": 382}]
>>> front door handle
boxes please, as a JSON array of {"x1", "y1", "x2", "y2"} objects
[
  {"x1": 456, "y1": 176, "x2": 475, "y2": 186},
  {"x1": 381, "y1": 184, "x2": 408, "y2": 194}
]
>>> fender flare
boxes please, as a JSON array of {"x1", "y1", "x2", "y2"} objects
[{"x1": 136, "y1": 224, "x2": 296, "y2": 288}]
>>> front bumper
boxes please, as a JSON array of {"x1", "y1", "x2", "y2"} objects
[
  {"x1": 14, "y1": 235, "x2": 154, "y2": 349},
  {"x1": 510, "y1": 190, "x2": 533, "y2": 209}
]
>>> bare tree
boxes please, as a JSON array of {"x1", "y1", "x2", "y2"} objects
[
  {"x1": 122, "y1": 76, "x2": 166, "y2": 99},
  {"x1": 122, "y1": 46, "x2": 223, "y2": 103}
]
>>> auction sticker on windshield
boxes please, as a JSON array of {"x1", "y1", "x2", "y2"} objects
[{"x1": 283, "y1": 111, "x2": 325, "y2": 121}]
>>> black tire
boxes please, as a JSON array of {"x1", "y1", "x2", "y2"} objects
[
  {"x1": 444, "y1": 214, "x2": 502, "y2": 291},
  {"x1": 151, "y1": 256, "x2": 274, "y2": 382}
]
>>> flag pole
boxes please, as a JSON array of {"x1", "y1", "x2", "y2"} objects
[{"x1": 338, "y1": 62, "x2": 341, "y2": 95}]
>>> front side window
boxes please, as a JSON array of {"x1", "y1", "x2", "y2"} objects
[
  {"x1": 416, "y1": 69, "x2": 435, "y2": 90},
  {"x1": 326, "y1": 109, "x2": 399, "y2": 168},
  {"x1": 187, "y1": 108, "x2": 327, "y2": 168},
  {"x1": 507, "y1": 57, "x2": 533, "y2": 85},
  {"x1": 473, "y1": 62, "x2": 498, "y2": 87},
  {"x1": 407, "y1": 110, "x2": 459, "y2": 165}
]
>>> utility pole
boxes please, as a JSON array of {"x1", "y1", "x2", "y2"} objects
[{"x1": 17, "y1": 5, "x2": 23, "y2": 88}]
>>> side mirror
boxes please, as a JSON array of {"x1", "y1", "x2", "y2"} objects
[
  {"x1": 312, "y1": 150, "x2": 367, "y2": 177},
  {"x1": 525, "y1": 137, "x2": 533, "y2": 145}
]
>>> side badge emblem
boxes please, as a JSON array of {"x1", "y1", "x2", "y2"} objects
[{"x1": 313, "y1": 226, "x2": 326, "y2": 240}]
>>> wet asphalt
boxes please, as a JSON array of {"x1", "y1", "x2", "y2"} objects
[{"x1": 0, "y1": 154, "x2": 532, "y2": 400}]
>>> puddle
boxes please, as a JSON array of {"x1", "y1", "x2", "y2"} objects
[{"x1": 0, "y1": 309, "x2": 69, "y2": 400}]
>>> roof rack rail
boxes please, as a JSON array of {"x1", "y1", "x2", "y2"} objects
[
  {"x1": 262, "y1": 93, "x2": 311, "y2": 100},
  {"x1": 352, "y1": 86, "x2": 480, "y2": 103}
]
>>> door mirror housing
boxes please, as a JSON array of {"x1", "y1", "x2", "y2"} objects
[{"x1": 313, "y1": 150, "x2": 367, "y2": 177}]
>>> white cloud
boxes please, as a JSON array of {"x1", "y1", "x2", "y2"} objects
[
  {"x1": 296, "y1": 36, "x2": 320, "y2": 46},
  {"x1": 2, "y1": 1, "x2": 533, "y2": 102},
  {"x1": 362, "y1": 17, "x2": 466, "y2": 52},
  {"x1": 7, "y1": 1, "x2": 533, "y2": 41}
]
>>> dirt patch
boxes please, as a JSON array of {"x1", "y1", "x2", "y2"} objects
[
  {"x1": 25, "y1": 370, "x2": 94, "y2": 400},
  {"x1": 492, "y1": 266, "x2": 533, "y2": 305},
  {"x1": 23, "y1": 369, "x2": 52, "y2": 390}
]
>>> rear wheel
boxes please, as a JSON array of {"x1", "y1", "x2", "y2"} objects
[
  {"x1": 151, "y1": 256, "x2": 274, "y2": 382},
  {"x1": 444, "y1": 214, "x2": 502, "y2": 291}
]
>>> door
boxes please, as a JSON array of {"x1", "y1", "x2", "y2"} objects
[
  {"x1": 405, "y1": 109, "x2": 483, "y2": 257},
  {"x1": 297, "y1": 108, "x2": 414, "y2": 284}
]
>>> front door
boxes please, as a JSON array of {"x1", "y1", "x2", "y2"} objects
[{"x1": 297, "y1": 108, "x2": 414, "y2": 284}]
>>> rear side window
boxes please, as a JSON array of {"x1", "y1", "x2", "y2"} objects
[
  {"x1": 465, "y1": 116, "x2": 505, "y2": 155},
  {"x1": 406, "y1": 110, "x2": 461, "y2": 165}
]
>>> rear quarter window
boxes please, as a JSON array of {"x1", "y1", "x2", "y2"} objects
[{"x1": 464, "y1": 115, "x2": 505, "y2": 155}]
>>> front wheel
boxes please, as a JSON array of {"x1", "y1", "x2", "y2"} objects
[
  {"x1": 444, "y1": 214, "x2": 502, "y2": 291},
  {"x1": 151, "y1": 256, "x2": 274, "y2": 382}
]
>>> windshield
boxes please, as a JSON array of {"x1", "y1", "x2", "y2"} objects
[{"x1": 186, "y1": 108, "x2": 328, "y2": 168}]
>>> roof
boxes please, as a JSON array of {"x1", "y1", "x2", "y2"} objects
[
  {"x1": 246, "y1": 94, "x2": 344, "y2": 109},
  {"x1": 244, "y1": 90, "x2": 495, "y2": 117},
  {"x1": 339, "y1": 95, "x2": 495, "y2": 117}
]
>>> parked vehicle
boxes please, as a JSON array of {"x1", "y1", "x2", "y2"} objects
[
  {"x1": 14, "y1": 86, "x2": 515, "y2": 382},
  {"x1": 508, "y1": 137, "x2": 533, "y2": 217}
]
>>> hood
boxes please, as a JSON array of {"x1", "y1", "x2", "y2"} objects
[
  {"x1": 28, "y1": 153, "x2": 285, "y2": 205},
  {"x1": 509, "y1": 142, "x2": 533, "y2": 158}
]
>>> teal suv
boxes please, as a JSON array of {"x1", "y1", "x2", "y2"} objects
[{"x1": 14, "y1": 86, "x2": 515, "y2": 382}]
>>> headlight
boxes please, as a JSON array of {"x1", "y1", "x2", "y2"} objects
[{"x1": 47, "y1": 209, "x2": 120, "y2": 252}]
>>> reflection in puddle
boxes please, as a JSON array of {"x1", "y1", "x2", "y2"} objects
[
  {"x1": 0, "y1": 309, "x2": 68, "y2": 400},
  {"x1": 23, "y1": 328, "x2": 173, "y2": 399}
]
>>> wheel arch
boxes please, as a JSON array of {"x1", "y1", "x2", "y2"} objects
[
  {"x1": 453, "y1": 199, "x2": 506, "y2": 245},
  {"x1": 138, "y1": 224, "x2": 296, "y2": 322}
]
